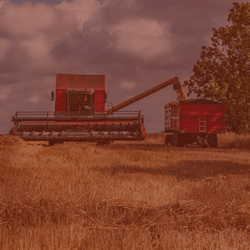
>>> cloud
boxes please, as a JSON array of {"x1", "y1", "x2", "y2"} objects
[
  {"x1": 0, "y1": 0, "x2": 237, "y2": 134},
  {"x1": 55, "y1": 0, "x2": 101, "y2": 31},
  {"x1": 0, "y1": 1, "x2": 80, "y2": 77},
  {"x1": 110, "y1": 19, "x2": 172, "y2": 59},
  {"x1": 0, "y1": 0, "x2": 9, "y2": 11},
  {"x1": 120, "y1": 80, "x2": 136, "y2": 90},
  {"x1": 28, "y1": 94, "x2": 41, "y2": 104},
  {"x1": 0, "y1": 86, "x2": 11, "y2": 100},
  {"x1": 0, "y1": 38, "x2": 11, "y2": 60},
  {"x1": 0, "y1": 1, "x2": 74, "y2": 39},
  {"x1": 109, "y1": 18, "x2": 167, "y2": 37}
]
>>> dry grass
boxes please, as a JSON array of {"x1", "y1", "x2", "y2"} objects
[
  {"x1": 143, "y1": 132, "x2": 250, "y2": 149},
  {"x1": 0, "y1": 134, "x2": 250, "y2": 249},
  {"x1": 218, "y1": 133, "x2": 250, "y2": 149}
]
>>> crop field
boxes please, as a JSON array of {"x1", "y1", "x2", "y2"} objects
[{"x1": 0, "y1": 133, "x2": 250, "y2": 249}]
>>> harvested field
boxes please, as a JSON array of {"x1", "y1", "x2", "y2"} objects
[{"x1": 0, "y1": 133, "x2": 250, "y2": 249}]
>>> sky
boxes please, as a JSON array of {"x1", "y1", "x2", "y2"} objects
[{"x1": 0, "y1": 0, "x2": 241, "y2": 134}]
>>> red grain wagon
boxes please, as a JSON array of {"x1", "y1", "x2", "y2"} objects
[{"x1": 164, "y1": 99, "x2": 226, "y2": 147}]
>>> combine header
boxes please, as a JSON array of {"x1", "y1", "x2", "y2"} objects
[{"x1": 11, "y1": 74, "x2": 183, "y2": 145}]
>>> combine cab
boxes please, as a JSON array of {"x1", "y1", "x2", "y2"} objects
[{"x1": 11, "y1": 74, "x2": 183, "y2": 145}]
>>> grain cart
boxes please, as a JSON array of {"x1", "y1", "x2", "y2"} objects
[
  {"x1": 10, "y1": 74, "x2": 183, "y2": 145},
  {"x1": 164, "y1": 99, "x2": 226, "y2": 148}
]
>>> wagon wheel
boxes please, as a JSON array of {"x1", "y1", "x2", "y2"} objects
[
  {"x1": 173, "y1": 132, "x2": 185, "y2": 147},
  {"x1": 173, "y1": 132, "x2": 178, "y2": 147},
  {"x1": 178, "y1": 133, "x2": 185, "y2": 147},
  {"x1": 168, "y1": 135, "x2": 174, "y2": 145}
]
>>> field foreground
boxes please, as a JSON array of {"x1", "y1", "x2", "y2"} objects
[{"x1": 0, "y1": 134, "x2": 250, "y2": 249}]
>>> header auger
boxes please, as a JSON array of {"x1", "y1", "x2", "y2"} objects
[{"x1": 10, "y1": 74, "x2": 184, "y2": 146}]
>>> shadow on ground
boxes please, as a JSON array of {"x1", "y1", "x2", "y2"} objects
[
  {"x1": 108, "y1": 143, "x2": 250, "y2": 154},
  {"x1": 92, "y1": 160, "x2": 250, "y2": 181}
]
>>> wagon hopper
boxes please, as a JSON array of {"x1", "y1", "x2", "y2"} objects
[{"x1": 164, "y1": 99, "x2": 226, "y2": 147}]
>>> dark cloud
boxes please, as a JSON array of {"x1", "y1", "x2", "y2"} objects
[
  {"x1": 0, "y1": 0, "x2": 239, "y2": 134},
  {"x1": 10, "y1": 0, "x2": 73, "y2": 4}
]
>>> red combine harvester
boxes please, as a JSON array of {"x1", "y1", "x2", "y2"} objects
[
  {"x1": 10, "y1": 74, "x2": 183, "y2": 145},
  {"x1": 164, "y1": 99, "x2": 226, "y2": 148}
]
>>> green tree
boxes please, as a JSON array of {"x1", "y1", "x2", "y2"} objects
[{"x1": 184, "y1": 2, "x2": 250, "y2": 133}]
